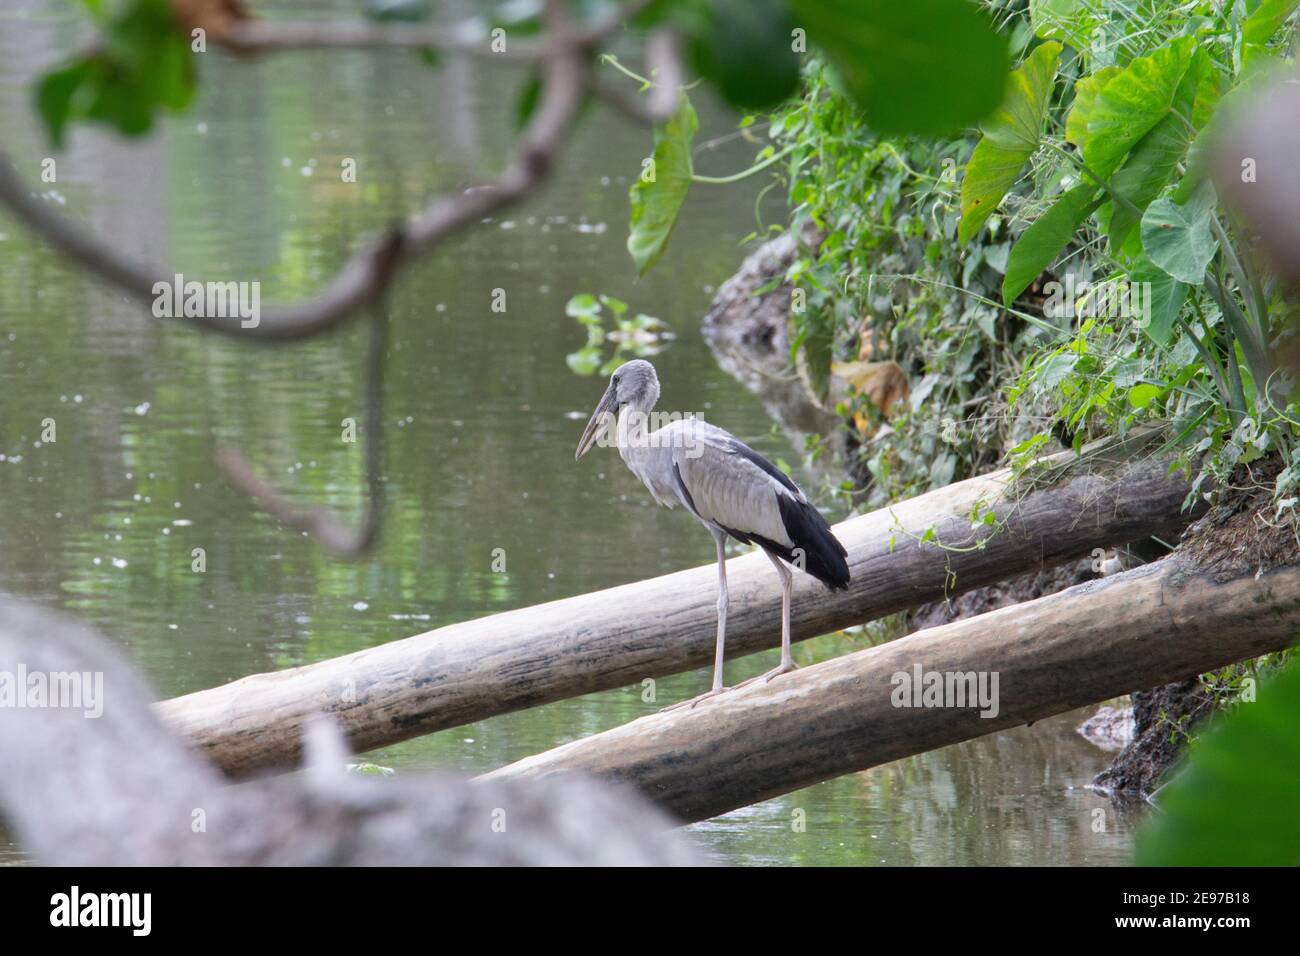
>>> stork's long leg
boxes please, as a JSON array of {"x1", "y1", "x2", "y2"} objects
[
  {"x1": 710, "y1": 526, "x2": 729, "y2": 691},
  {"x1": 661, "y1": 527, "x2": 731, "y2": 711},
  {"x1": 769, "y1": 550, "x2": 795, "y2": 673},
  {"x1": 738, "y1": 551, "x2": 799, "y2": 688}
]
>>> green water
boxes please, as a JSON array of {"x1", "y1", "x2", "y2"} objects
[{"x1": 0, "y1": 1, "x2": 1135, "y2": 865}]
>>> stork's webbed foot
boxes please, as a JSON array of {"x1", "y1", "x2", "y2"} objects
[
  {"x1": 659, "y1": 686, "x2": 731, "y2": 712},
  {"x1": 736, "y1": 659, "x2": 799, "y2": 689}
]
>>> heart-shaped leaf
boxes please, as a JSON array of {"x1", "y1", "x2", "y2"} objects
[
  {"x1": 626, "y1": 95, "x2": 698, "y2": 276},
  {"x1": 792, "y1": 0, "x2": 1008, "y2": 137},
  {"x1": 1083, "y1": 36, "x2": 1197, "y2": 179},
  {"x1": 1064, "y1": 66, "x2": 1119, "y2": 149},
  {"x1": 1130, "y1": 257, "x2": 1187, "y2": 346},
  {"x1": 1107, "y1": 50, "x2": 1209, "y2": 250},
  {"x1": 1141, "y1": 187, "x2": 1218, "y2": 285}
]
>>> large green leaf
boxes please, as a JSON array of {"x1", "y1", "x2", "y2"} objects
[
  {"x1": 35, "y1": 0, "x2": 194, "y2": 148},
  {"x1": 1242, "y1": 0, "x2": 1300, "y2": 44},
  {"x1": 36, "y1": 61, "x2": 93, "y2": 150},
  {"x1": 1172, "y1": 62, "x2": 1247, "y2": 205},
  {"x1": 1082, "y1": 36, "x2": 1197, "y2": 179},
  {"x1": 979, "y1": 41, "x2": 1063, "y2": 153},
  {"x1": 1189, "y1": 52, "x2": 1226, "y2": 129},
  {"x1": 1002, "y1": 183, "x2": 1101, "y2": 303},
  {"x1": 690, "y1": 0, "x2": 801, "y2": 110},
  {"x1": 1107, "y1": 50, "x2": 1207, "y2": 251},
  {"x1": 1140, "y1": 187, "x2": 1218, "y2": 285},
  {"x1": 1127, "y1": 382, "x2": 1162, "y2": 409},
  {"x1": 1137, "y1": 661, "x2": 1300, "y2": 866},
  {"x1": 959, "y1": 41, "x2": 1062, "y2": 244},
  {"x1": 626, "y1": 95, "x2": 698, "y2": 277},
  {"x1": 959, "y1": 142, "x2": 1031, "y2": 245},
  {"x1": 1130, "y1": 257, "x2": 1187, "y2": 346},
  {"x1": 1064, "y1": 66, "x2": 1119, "y2": 149},
  {"x1": 791, "y1": 0, "x2": 1009, "y2": 136}
]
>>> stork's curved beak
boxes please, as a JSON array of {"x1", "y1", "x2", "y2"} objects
[{"x1": 575, "y1": 383, "x2": 618, "y2": 460}]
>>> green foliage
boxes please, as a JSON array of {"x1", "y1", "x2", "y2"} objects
[
  {"x1": 1130, "y1": 258, "x2": 1186, "y2": 346},
  {"x1": 766, "y1": 62, "x2": 1024, "y2": 504},
  {"x1": 1028, "y1": 0, "x2": 1098, "y2": 51},
  {"x1": 624, "y1": 0, "x2": 1012, "y2": 279},
  {"x1": 1105, "y1": 49, "x2": 1210, "y2": 249},
  {"x1": 981, "y1": 1, "x2": 1300, "y2": 505},
  {"x1": 1077, "y1": 37, "x2": 1197, "y2": 180},
  {"x1": 960, "y1": 40, "x2": 1062, "y2": 244},
  {"x1": 789, "y1": 0, "x2": 1009, "y2": 136},
  {"x1": 1002, "y1": 183, "x2": 1099, "y2": 302},
  {"x1": 722, "y1": 0, "x2": 1300, "y2": 507},
  {"x1": 687, "y1": 0, "x2": 802, "y2": 110},
  {"x1": 1242, "y1": 0, "x2": 1300, "y2": 44},
  {"x1": 626, "y1": 95, "x2": 698, "y2": 277},
  {"x1": 565, "y1": 293, "x2": 673, "y2": 376},
  {"x1": 36, "y1": 0, "x2": 194, "y2": 149},
  {"x1": 1140, "y1": 189, "x2": 1218, "y2": 286},
  {"x1": 630, "y1": 0, "x2": 1006, "y2": 132},
  {"x1": 1136, "y1": 660, "x2": 1300, "y2": 866}
]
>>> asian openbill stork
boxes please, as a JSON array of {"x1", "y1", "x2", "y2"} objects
[{"x1": 575, "y1": 359, "x2": 850, "y2": 709}]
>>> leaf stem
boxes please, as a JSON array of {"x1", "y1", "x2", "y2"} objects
[
  {"x1": 599, "y1": 54, "x2": 652, "y2": 89},
  {"x1": 691, "y1": 143, "x2": 798, "y2": 185}
]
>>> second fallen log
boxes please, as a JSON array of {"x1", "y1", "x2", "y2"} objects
[{"x1": 489, "y1": 553, "x2": 1300, "y2": 823}]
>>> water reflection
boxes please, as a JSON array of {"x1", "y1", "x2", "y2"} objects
[{"x1": 0, "y1": 1, "x2": 1136, "y2": 866}]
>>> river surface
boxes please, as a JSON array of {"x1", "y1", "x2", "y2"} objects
[{"x1": 0, "y1": 1, "x2": 1136, "y2": 865}]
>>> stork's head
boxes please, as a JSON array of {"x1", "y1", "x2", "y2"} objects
[{"x1": 574, "y1": 359, "x2": 660, "y2": 460}]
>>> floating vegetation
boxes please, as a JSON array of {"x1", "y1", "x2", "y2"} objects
[{"x1": 565, "y1": 293, "x2": 674, "y2": 377}]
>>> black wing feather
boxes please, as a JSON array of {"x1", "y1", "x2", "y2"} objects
[{"x1": 685, "y1": 432, "x2": 851, "y2": 592}]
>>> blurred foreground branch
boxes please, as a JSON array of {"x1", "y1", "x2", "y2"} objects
[{"x1": 0, "y1": 601, "x2": 696, "y2": 865}]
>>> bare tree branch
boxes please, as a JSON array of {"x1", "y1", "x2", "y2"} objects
[
  {"x1": 0, "y1": 0, "x2": 662, "y2": 554},
  {"x1": 213, "y1": 231, "x2": 403, "y2": 556},
  {"x1": 0, "y1": 0, "x2": 646, "y2": 342}
]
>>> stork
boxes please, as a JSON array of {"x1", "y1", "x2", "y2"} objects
[{"x1": 575, "y1": 359, "x2": 850, "y2": 709}]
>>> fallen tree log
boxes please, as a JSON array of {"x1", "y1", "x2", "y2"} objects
[
  {"x1": 488, "y1": 554, "x2": 1300, "y2": 822},
  {"x1": 0, "y1": 602, "x2": 696, "y2": 865},
  {"x1": 160, "y1": 446, "x2": 1198, "y2": 777}
]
